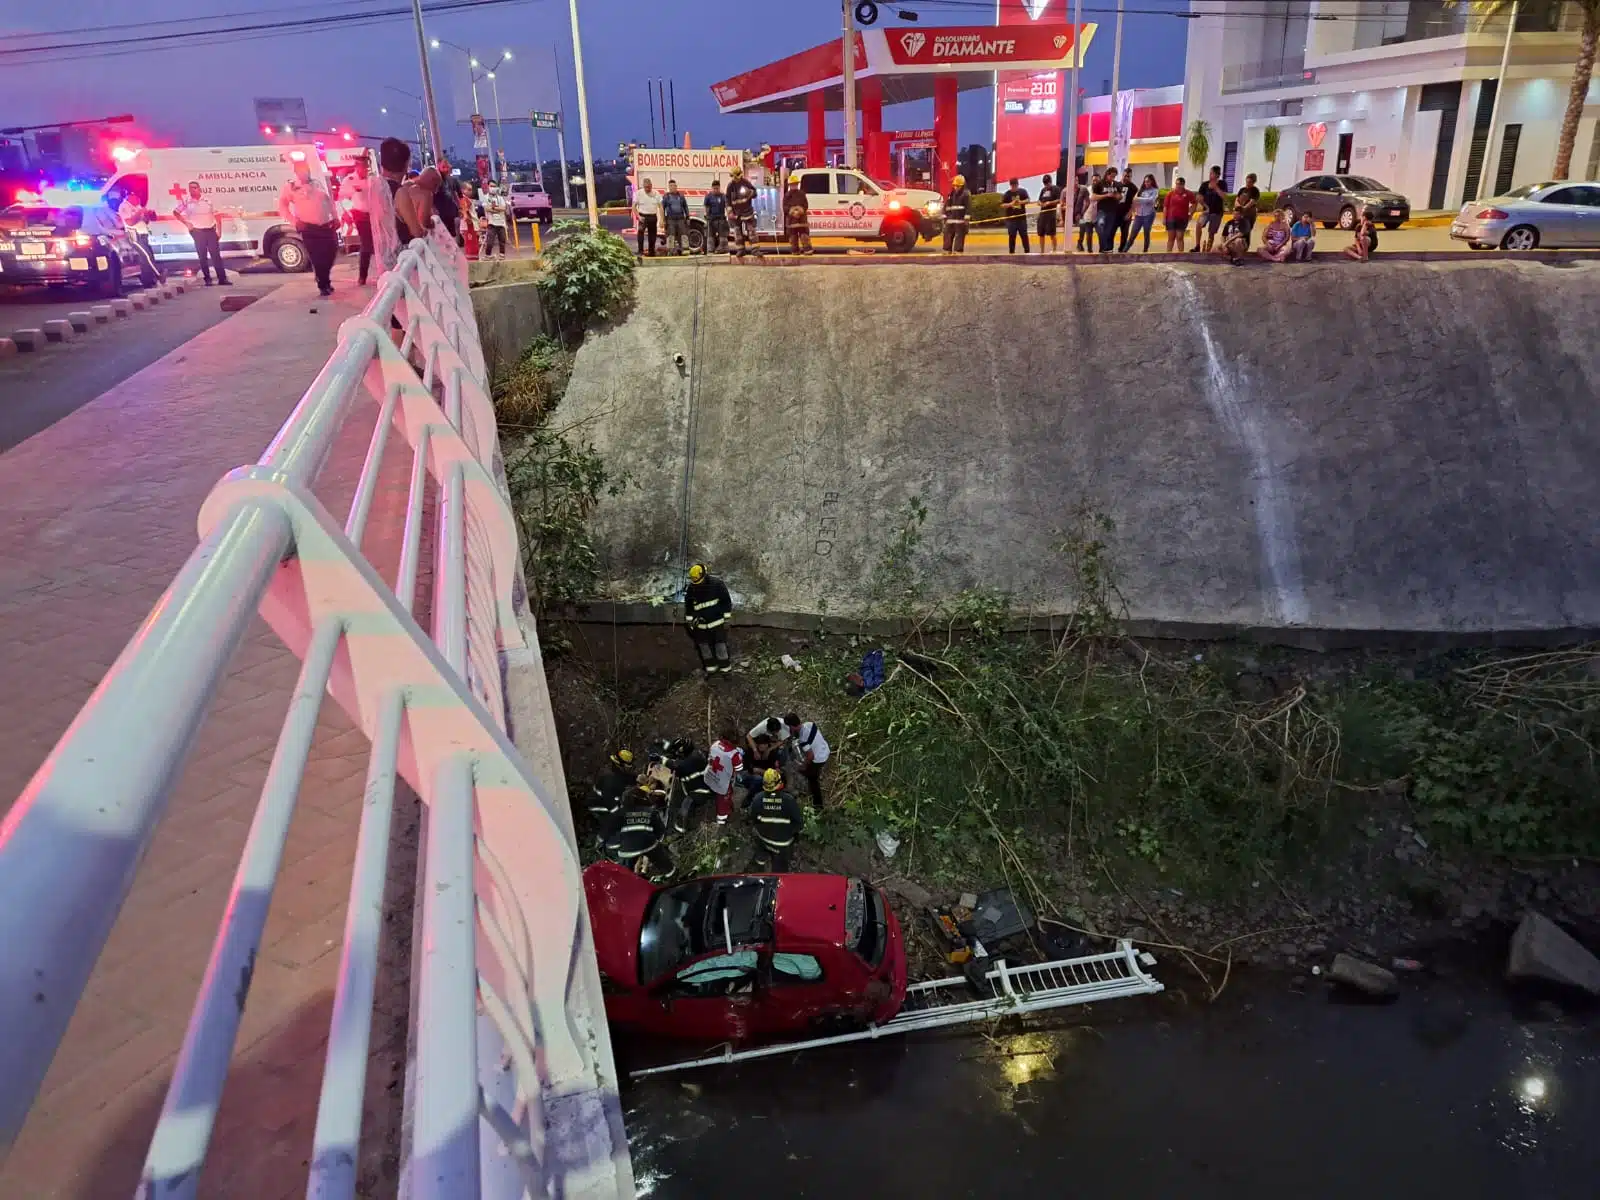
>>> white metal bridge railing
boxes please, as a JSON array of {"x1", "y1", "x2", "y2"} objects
[{"x1": 0, "y1": 226, "x2": 628, "y2": 1198}]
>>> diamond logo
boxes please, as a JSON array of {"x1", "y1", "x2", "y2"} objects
[
  {"x1": 901, "y1": 31, "x2": 927, "y2": 56},
  {"x1": 1053, "y1": 34, "x2": 1067, "y2": 48},
  {"x1": 1024, "y1": 0, "x2": 1053, "y2": 17}
]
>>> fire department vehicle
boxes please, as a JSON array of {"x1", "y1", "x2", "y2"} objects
[{"x1": 627, "y1": 146, "x2": 943, "y2": 253}]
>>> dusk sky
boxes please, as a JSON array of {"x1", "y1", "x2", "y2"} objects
[{"x1": 3, "y1": 0, "x2": 1192, "y2": 166}]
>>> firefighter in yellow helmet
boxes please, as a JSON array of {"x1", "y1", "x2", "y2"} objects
[
  {"x1": 783, "y1": 170, "x2": 813, "y2": 256},
  {"x1": 683, "y1": 563, "x2": 733, "y2": 676},
  {"x1": 588, "y1": 748, "x2": 635, "y2": 838},
  {"x1": 943, "y1": 173, "x2": 971, "y2": 254},
  {"x1": 602, "y1": 778, "x2": 675, "y2": 883},
  {"x1": 744, "y1": 766, "x2": 804, "y2": 872},
  {"x1": 725, "y1": 161, "x2": 761, "y2": 258}
]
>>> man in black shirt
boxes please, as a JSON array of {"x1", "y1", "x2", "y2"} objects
[
  {"x1": 1093, "y1": 167, "x2": 1121, "y2": 253},
  {"x1": 1035, "y1": 173, "x2": 1061, "y2": 253},
  {"x1": 1117, "y1": 168, "x2": 1139, "y2": 252},
  {"x1": 1001, "y1": 178, "x2": 1031, "y2": 254},
  {"x1": 1192, "y1": 165, "x2": 1227, "y2": 253},
  {"x1": 1234, "y1": 172, "x2": 1262, "y2": 248},
  {"x1": 703, "y1": 179, "x2": 729, "y2": 254}
]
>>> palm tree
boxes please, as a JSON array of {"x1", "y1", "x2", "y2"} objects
[
  {"x1": 1447, "y1": 0, "x2": 1600, "y2": 178},
  {"x1": 1186, "y1": 119, "x2": 1212, "y2": 177},
  {"x1": 1263, "y1": 124, "x2": 1281, "y2": 189}
]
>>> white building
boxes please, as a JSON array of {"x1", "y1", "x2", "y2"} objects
[{"x1": 1183, "y1": 0, "x2": 1600, "y2": 210}]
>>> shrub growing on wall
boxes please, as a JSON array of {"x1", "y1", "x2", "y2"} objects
[{"x1": 536, "y1": 222, "x2": 637, "y2": 336}]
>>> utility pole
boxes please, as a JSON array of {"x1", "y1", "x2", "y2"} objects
[
  {"x1": 648, "y1": 80, "x2": 657, "y2": 145},
  {"x1": 669, "y1": 79, "x2": 678, "y2": 148},
  {"x1": 842, "y1": 0, "x2": 858, "y2": 168},
  {"x1": 408, "y1": 0, "x2": 443, "y2": 163},
  {"x1": 1066, "y1": 0, "x2": 1083, "y2": 209},
  {"x1": 554, "y1": 43, "x2": 575, "y2": 210},
  {"x1": 567, "y1": 0, "x2": 600, "y2": 228},
  {"x1": 1110, "y1": 0, "x2": 1125, "y2": 118},
  {"x1": 1481, "y1": 0, "x2": 1518, "y2": 198}
]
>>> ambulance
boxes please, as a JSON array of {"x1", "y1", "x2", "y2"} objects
[
  {"x1": 97, "y1": 145, "x2": 337, "y2": 272},
  {"x1": 627, "y1": 147, "x2": 943, "y2": 253}
]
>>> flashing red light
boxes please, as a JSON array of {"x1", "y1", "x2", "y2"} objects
[
  {"x1": 110, "y1": 145, "x2": 137, "y2": 164},
  {"x1": 1476, "y1": 208, "x2": 1509, "y2": 220},
  {"x1": 342, "y1": 131, "x2": 353, "y2": 142},
  {"x1": 15, "y1": 188, "x2": 42, "y2": 204},
  {"x1": 263, "y1": 124, "x2": 274, "y2": 135}
]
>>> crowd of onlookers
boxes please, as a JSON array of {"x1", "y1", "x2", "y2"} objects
[{"x1": 986, "y1": 164, "x2": 1379, "y2": 264}]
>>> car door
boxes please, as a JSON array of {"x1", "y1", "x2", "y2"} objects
[
  {"x1": 1535, "y1": 186, "x2": 1587, "y2": 247},
  {"x1": 754, "y1": 950, "x2": 830, "y2": 1034},
  {"x1": 657, "y1": 949, "x2": 761, "y2": 1041},
  {"x1": 835, "y1": 171, "x2": 884, "y2": 235},
  {"x1": 797, "y1": 170, "x2": 834, "y2": 232},
  {"x1": 1281, "y1": 176, "x2": 1314, "y2": 217},
  {"x1": 1565, "y1": 185, "x2": 1600, "y2": 246}
]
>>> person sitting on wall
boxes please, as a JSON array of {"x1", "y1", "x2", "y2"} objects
[
  {"x1": 1257, "y1": 208, "x2": 1293, "y2": 262},
  {"x1": 1216, "y1": 212, "x2": 1249, "y2": 265},
  {"x1": 1343, "y1": 209, "x2": 1379, "y2": 261},
  {"x1": 1289, "y1": 209, "x2": 1316, "y2": 261}
]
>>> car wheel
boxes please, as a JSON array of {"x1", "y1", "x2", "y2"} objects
[
  {"x1": 96, "y1": 259, "x2": 123, "y2": 299},
  {"x1": 1337, "y1": 206, "x2": 1357, "y2": 230},
  {"x1": 273, "y1": 236, "x2": 309, "y2": 272},
  {"x1": 1383, "y1": 220, "x2": 1402, "y2": 230},
  {"x1": 687, "y1": 225, "x2": 706, "y2": 253},
  {"x1": 1500, "y1": 225, "x2": 1539, "y2": 251},
  {"x1": 883, "y1": 223, "x2": 916, "y2": 253}
]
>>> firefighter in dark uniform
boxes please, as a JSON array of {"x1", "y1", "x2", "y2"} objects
[
  {"x1": 783, "y1": 172, "x2": 813, "y2": 255},
  {"x1": 683, "y1": 562, "x2": 733, "y2": 675},
  {"x1": 745, "y1": 768, "x2": 804, "y2": 872},
  {"x1": 604, "y1": 781, "x2": 676, "y2": 883},
  {"x1": 665, "y1": 738, "x2": 715, "y2": 833},
  {"x1": 726, "y1": 164, "x2": 760, "y2": 258},
  {"x1": 588, "y1": 748, "x2": 635, "y2": 842},
  {"x1": 942, "y1": 173, "x2": 970, "y2": 254}
]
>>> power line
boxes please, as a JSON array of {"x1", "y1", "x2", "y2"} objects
[
  {"x1": 1, "y1": 0, "x2": 540, "y2": 61},
  {"x1": 10, "y1": 0, "x2": 406, "y2": 43}
]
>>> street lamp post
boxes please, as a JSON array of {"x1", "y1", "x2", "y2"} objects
[
  {"x1": 552, "y1": 42, "x2": 575, "y2": 213},
  {"x1": 407, "y1": 0, "x2": 444, "y2": 163},
  {"x1": 430, "y1": 39, "x2": 511, "y2": 178},
  {"x1": 566, "y1": 0, "x2": 600, "y2": 229}
]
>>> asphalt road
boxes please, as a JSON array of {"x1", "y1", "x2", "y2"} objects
[
  {"x1": 0, "y1": 259, "x2": 283, "y2": 336},
  {"x1": 0, "y1": 271, "x2": 285, "y2": 453}
]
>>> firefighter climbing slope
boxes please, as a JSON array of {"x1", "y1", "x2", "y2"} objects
[{"x1": 683, "y1": 563, "x2": 733, "y2": 675}]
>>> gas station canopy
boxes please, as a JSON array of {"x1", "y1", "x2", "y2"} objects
[{"x1": 710, "y1": 24, "x2": 1095, "y2": 115}]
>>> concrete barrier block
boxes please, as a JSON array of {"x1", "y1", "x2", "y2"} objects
[
  {"x1": 0, "y1": 338, "x2": 16, "y2": 357},
  {"x1": 42, "y1": 319, "x2": 75, "y2": 343},
  {"x1": 11, "y1": 329, "x2": 43, "y2": 351},
  {"x1": 89, "y1": 305, "x2": 113, "y2": 323},
  {"x1": 129, "y1": 294, "x2": 148, "y2": 310},
  {"x1": 161, "y1": 284, "x2": 176, "y2": 299},
  {"x1": 66, "y1": 311, "x2": 92, "y2": 332},
  {"x1": 170, "y1": 280, "x2": 186, "y2": 294},
  {"x1": 142, "y1": 289, "x2": 160, "y2": 305},
  {"x1": 110, "y1": 299, "x2": 133, "y2": 318}
]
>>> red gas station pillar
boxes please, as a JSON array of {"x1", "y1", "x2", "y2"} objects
[
  {"x1": 861, "y1": 76, "x2": 889, "y2": 181},
  {"x1": 934, "y1": 76, "x2": 959, "y2": 195},
  {"x1": 807, "y1": 90, "x2": 827, "y2": 167}
]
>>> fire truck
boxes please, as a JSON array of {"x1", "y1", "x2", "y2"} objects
[{"x1": 627, "y1": 146, "x2": 943, "y2": 253}]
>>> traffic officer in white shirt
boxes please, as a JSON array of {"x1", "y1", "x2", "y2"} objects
[
  {"x1": 784, "y1": 712, "x2": 830, "y2": 807},
  {"x1": 278, "y1": 153, "x2": 341, "y2": 297},
  {"x1": 173, "y1": 181, "x2": 230, "y2": 286},
  {"x1": 341, "y1": 155, "x2": 375, "y2": 285},
  {"x1": 115, "y1": 186, "x2": 162, "y2": 283}
]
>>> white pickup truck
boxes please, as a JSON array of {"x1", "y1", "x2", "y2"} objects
[{"x1": 757, "y1": 166, "x2": 944, "y2": 253}]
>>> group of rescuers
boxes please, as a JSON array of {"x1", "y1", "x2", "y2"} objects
[
  {"x1": 631, "y1": 166, "x2": 825, "y2": 258},
  {"x1": 587, "y1": 563, "x2": 832, "y2": 882}
]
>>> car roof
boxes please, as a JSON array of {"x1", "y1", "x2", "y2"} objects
[{"x1": 773, "y1": 874, "x2": 848, "y2": 949}]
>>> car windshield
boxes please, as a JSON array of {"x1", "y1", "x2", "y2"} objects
[
  {"x1": 1338, "y1": 176, "x2": 1387, "y2": 192},
  {"x1": 0, "y1": 205, "x2": 81, "y2": 234},
  {"x1": 638, "y1": 876, "x2": 775, "y2": 982}
]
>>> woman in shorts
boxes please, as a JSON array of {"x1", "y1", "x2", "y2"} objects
[{"x1": 1163, "y1": 176, "x2": 1195, "y2": 253}]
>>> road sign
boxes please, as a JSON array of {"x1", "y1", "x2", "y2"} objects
[
  {"x1": 254, "y1": 97, "x2": 308, "y2": 131},
  {"x1": 531, "y1": 110, "x2": 561, "y2": 129}
]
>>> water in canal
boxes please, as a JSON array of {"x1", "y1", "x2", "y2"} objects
[{"x1": 623, "y1": 967, "x2": 1599, "y2": 1198}]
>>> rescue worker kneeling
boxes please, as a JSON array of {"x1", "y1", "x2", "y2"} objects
[
  {"x1": 589, "y1": 748, "x2": 635, "y2": 842},
  {"x1": 744, "y1": 768, "x2": 803, "y2": 872},
  {"x1": 664, "y1": 737, "x2": 715, "y2": 833},
  {"x1": 603, "y1": 781, "x2": 676, "y2": 883}
]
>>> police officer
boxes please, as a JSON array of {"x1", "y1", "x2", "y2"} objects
[
  {"x1": 725, "y1": 164, "x2": 760, "y2": 258},
  {"x1": 783, "y1": 172, "x2": 813, "y2": 255},
  {"x1": 277, "y1": 155, "x2": 341, "y2": 297},
  {"x1": 604, "y1": 781, "x2": 675, "y2": 883},
  {"x1": 703, "y1": 178, "x2": 729, "y2": 254},
  {"x1": 589, "y1": 748, "x2": 636, "y2": 834},
  {"x1": 683, "y1": 563, "x2": 733, "y2": 675},
  {"x1": 942, "y1": 173, "x2": 970, "y2": 254},
  {"x1": 745, "y1": 768, "x2": 804, "y2": 872}
]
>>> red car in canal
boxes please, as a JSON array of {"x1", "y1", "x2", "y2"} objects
[{"x1": 584, "y1": 864, "x2": 908, "y2": 1042}]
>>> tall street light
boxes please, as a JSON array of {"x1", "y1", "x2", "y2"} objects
[
  {"x1": 567, "y1": 0, "x2": 599, "y2": 229},
  {"x1": 430, "y1": 39, "x2": 511, "y2": 180}
]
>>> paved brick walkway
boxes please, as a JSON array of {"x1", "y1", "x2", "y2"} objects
[{"x1": 0, "y1": 263, "x2": 422, "y2": 1198}]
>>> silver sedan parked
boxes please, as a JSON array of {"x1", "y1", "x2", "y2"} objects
[{"x1": 1450, "y1": 181, "x2": 1600, "y2": 249}]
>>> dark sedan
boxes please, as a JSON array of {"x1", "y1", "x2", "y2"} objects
[{"x1": 1276, "y1": 175, "x2": 1411, "y2": 230}]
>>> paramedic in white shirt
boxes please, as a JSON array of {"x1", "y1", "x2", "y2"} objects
[
  {"x1": 278, "y1": 153, "x2": 341, "y2": 297},
  {"x1": 172, "y1": 181, "x2": 230, "y2": 286},
  {"x1": 785, "y1": 712, "x2": 830, "y2": 807},
  {"x1": 342, "y1": 155, "x2": 375, "y2": 284},
  {"x1": 632, "y1": 178, "x2": 662, "y2": 258}
]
